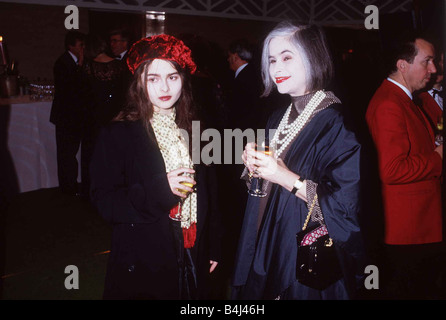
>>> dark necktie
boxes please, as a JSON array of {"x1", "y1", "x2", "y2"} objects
[{"x1": 432, "y1": 89, "x2": 443, "y2": 98}]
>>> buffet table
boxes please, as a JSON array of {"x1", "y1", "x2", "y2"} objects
[{"x1": 1, "y1": 96, "x2": 80, "y2": 193}]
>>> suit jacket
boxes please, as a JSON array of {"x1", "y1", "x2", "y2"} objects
[
  {"x1": 227, "y1": 63, "x2": 264, "y2": 131},
  {"x1": 418, "y1": 91, "x2": 443, "y2": 132},
  {"x1": 50, "y1": 51, "x2": 87, "y2": 126},
  {"x1": 117, "y1": 51, "x2": 133, "y2": 102},
  {"x1": 89, "y1": 120, "x2": 222, "y2": 299},
  {"x1": 366, "y1": 80, "x2": 443, "y2": 245}
]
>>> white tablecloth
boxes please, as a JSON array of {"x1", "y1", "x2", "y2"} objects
[{"x1": 5, "y1": 101, "x2": 80, "y2": 193}]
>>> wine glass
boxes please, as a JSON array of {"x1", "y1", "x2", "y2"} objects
[
  {"x1": 170, "y1": 161, "x2": 195, "y2": 222},
  {"x1": 178, "y1": 168, "x2": 195, "y2": 196},
  {"x1": 435, "y1": 116, "x2": 443, "y2": 146},
  {"x1": 248, "y1": 139, "x2": 276, "y2": 198}
]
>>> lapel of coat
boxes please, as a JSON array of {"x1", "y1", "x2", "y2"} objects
[
  {"x1": 408, "y1": 96, "x2": 436, "y2": 145},
  {"x1": 386, "y1": 80, "x2": 436, "y2": 146}
]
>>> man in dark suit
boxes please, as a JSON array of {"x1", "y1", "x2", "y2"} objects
[
  {"x1": 109, "y1": 28, "x2": 132, "y2": 99},
  {"x1": 219, "y1": 39, "x2": 264, "y2": 284},
  {"x1": 419, "y1": 51, "x2": 443, "y2": 136},
  {"x1": 50, "y1": 31, "x2": 87, "y2": 196},
  {"x1": 109, "y1": 29, "x2": 130, "y2": 62},
  {"x1": 226, "y1": 39, "x2": 264, "y2": 131},
  {"x1": 366, "y1": 34, "x2": 444, "y2": 299}
]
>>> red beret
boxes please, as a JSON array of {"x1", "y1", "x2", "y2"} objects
[{"x1": 126, "y1": 34, "x2": 197, "y2": 75}]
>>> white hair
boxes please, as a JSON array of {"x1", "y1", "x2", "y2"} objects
[{"x1": 261, "y1": 22, "x2": 333, "y2": 97}]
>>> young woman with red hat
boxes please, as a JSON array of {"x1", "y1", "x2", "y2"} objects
[{"x1": 89, "y1": 34, "x2": 221, "y2": 300}]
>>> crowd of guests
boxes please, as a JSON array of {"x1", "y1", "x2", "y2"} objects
[
  {"x1": 50, "y1": 22, "x2": 444, "y2": 300},
  {"x1": 50, "y1": 29, "x2": 131, "y2": 198}
]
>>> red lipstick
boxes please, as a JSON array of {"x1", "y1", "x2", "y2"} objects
[
  {"x1": 275, "y1": 76, "x2": 290, "y2": 84},
  {"x1": 159, "y1": 96, "x2": 172, "y2": 101}
]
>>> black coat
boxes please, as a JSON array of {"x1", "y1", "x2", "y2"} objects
[
  {"x1": 89, "y1": 120, "x2": 222, "y2": 299},
  {"x1": 227, "y1": 63, "x2": 264, "y2": 131},
  {"x1": 232, "y1": 104, "x2": 365, "y2": 300},
  {"x1": 50, "y1": 51, "x2": 87, "y2": 127}
]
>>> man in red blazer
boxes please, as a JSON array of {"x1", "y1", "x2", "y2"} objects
[{"x1": 366, "y1": 35, "x2": 443, "y2": 299}]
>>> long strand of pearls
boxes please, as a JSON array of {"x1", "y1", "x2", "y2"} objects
[{"x1": 271, "y1": 90, "x2": 326, "y2": 157}]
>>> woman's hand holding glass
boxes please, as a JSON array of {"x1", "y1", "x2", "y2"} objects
[
  {"x1": 243, "y1": 142, "x2": 308, "y2": 201},
  {"x1": 242, "y1": 143, "x2": 260, "y2": 177},
  {"x1": 167, "y1": 167, "x2": 196, "y2": 198},
  {"x1": 243, "y1": 142, "x2": 287, "y2": 185},
  {"x1": 244, "y1": 142, "x2": 275, "y2": 197}
]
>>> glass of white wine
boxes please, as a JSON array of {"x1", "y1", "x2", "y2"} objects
[
  {"x1": 178, "y1": 171, "x2": 195, "y2": 196},
  {"x1": 170, "y1": 162, "x2": 195, "y2": 222},
  {"x1": 248, "y1": 139, "x2": 276, "y2": 198},
  {"x1": 435, "y1": 116, "x2": 443, "y2": 146}
]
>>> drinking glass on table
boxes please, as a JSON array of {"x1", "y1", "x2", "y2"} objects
[{"x1": 248, "y1": 139, "x2": 276, "y2": 198}]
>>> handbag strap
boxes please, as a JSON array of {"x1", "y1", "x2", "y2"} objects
[
  {"x1": 301, "y1": 195, "x2": 334, "y2": 246},
  {"x1": 302, "y1": 194, "x2": 318, "y2": 231}
]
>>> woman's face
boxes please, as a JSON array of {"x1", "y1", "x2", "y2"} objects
[
  {"x1": 146, "y1": 59, "x2": 183, "y2": 114},
  {"x1": 268, "y1": 36, "x2": 307, "y2": 97}
]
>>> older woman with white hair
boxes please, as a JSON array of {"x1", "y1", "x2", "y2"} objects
[{"x1": 232, "y1": 21, "x2": 366, "y2": 300}]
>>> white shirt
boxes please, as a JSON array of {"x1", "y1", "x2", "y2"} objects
[
  {"x1": 428, "y1": 86, "x2": 443, "y2": 111},
  {"x1": 235, "y1": 63, "x2": 248, "y2": 78},
  {"x1": 68, "y1": 50, "x2": 78, "y2": 65},
  {"x1": 116, "y1": 50, "x2": 128, "y2": 61},
  {"x1": 387, "y1": 77, "x2": 413, "y2": 100}
]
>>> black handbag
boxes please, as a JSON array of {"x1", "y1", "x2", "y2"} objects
[{"x1": 295, "y1": 195, "x2": 343, "y2": 290}]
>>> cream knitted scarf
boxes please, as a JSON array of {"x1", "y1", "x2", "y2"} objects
[{"x1": 151, "y1": 109, "x2": 197, "y2": 231}]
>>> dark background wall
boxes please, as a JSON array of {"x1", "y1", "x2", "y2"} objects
[
  {"x1": 0, "y1": 3, "x2": 89, "y2": 82},
  {"x1": 0, "y1": 1, "x2": 443, "y2": 133},
  {"x1": 0, "y1": 3, "x2": 277, "y2": 82},
  {"x1": 0, "y1": 1, "x2": 442, "y2": 139}
]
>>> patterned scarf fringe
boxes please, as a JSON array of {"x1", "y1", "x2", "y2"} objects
[
  {"x1": 183, "y1": 223, "x2": 196, "y2": 249},
  {"x1": 170, "y1": 204, "x2": 197, "y2": 248}
]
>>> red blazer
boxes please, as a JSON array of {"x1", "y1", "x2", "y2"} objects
[
  {"x1": 418, "y1": 91, "x2": 443, "y2": 132},
  {"x1": 366, "y1": 80, "x2": 443, "y2": 245}
]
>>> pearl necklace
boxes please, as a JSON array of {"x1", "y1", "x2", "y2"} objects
[{"x1": 271, "y1": 90, "x2": 326, "y2": 157}]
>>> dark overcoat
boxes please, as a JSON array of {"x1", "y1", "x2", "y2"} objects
[
  {"x1": 90, "y1": 120, "x2": 221, "y2": 299},
  {"x1": 232, "y1": 104, "x2": 366, "y2": 300}
]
